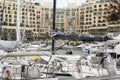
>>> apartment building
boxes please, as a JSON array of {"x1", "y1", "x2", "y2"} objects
[
  {"x1": 86, "y1": 0, "x2": 96, "y2": 2},
  {"x1": 98, "y1": 0, "x2": 120, "y2": 3},
  {"x1": 42, "y1": 3, "x2": 78, "y2": 34},
  {"x1": 78, "y1": 0, "x2": 120, "y2": 35},
  {"x1": 0, "y1": 0, "x2": 78, "y2": 41},
  {"x1": 0, "y1": 0, "x2": 120, "y2": 41},
  {"x1": 77, "y1": 1, "x2": 110, "y2": 35},
  {"x1": 0, "y1": 0, "x2": 42, "y2": 41}
]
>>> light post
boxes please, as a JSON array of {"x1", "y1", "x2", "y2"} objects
[
  {"x1": 71, "y1": 18, "x2": 76, "y2": 34},
  {"x1": 67, "y1": 17, "x2": 76, "y2": 34}
]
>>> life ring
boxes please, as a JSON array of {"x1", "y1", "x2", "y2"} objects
[{"x1": 3, "y1": 67, "x2": 13, "y2": 79}]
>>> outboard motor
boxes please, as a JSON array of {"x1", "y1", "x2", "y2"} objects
[
  {"x1": 95, "y1": 53, "x2": 117, "y2": 75},
  {"x1": 66, "y1": 50, "x2": 73, "y2": 55},
  {"x1": 103, "y1": 54, "x2": 117, "y2": 75}
]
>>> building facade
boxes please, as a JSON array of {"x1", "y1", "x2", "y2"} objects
[
  {"x1": 77, "y1": 0, "x2": 120, "y2": 35},
  {"x1": 0, "y1": 0, "x2": 120, "y2": 41},
  {"x1": 0, "y1": 0, "x2": 42, "y2": 41},
  {"x1": 42, "y1": 3, "x2": 78, "y2": 34},
  {"x1": 77, "y1": 2, "x2": 109, "y2": 35}
]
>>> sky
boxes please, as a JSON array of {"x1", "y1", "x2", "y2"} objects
[{"x1": 37, "y1": 0, "x2": 85, "y2": 7}]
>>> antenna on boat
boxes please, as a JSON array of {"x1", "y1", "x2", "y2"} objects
[
  {"x1": 0, "y1": 0, "x2": 5, "y2": 39},
  {"x1": 16, "y1": 0, "x2": 21, "y2": 42},
  {"x1": 52, "y1": 0, "x2": 56, "y2": 55}
]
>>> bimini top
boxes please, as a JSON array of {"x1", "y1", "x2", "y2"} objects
[{"x1": 0, "y1": 40, "x2": 19, "y2": 52}]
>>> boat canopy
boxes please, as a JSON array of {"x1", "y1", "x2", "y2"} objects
[
  {"x1": 0, "y1": 40, "x2": 19, "y2": 52},
  {"x1": 52, "y1": 32, "x2": 112, "y2": 41}
]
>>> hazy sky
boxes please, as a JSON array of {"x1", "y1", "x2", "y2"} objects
[{"x1": 37, "y1": 0, "x2": 85, "y2": 7}]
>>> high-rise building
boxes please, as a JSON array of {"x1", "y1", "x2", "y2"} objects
[
  {"x1": 0, "y1": 0, "x2": 42, "y2": 41},
  {"x1": 42, "y1": 3, "x2": 78, "y2": 34},
  {"x1": 98, "y1": 0, "x2": 120, "y2": 3},
  {"x1": 77, "y1": 1, "x2": 120, "y2": 35},
  {"x1": 0, "y1": 0, "x2": 120, "y2": 41},
  {"x1": 86, "y1": 0, "x2": 96, "y2": 2},
  {"x1": 77, "y1": 1, "x2": 111, "y2": 35}
]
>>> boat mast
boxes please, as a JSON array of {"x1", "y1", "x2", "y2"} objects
[
  {"x1": 16, "y1": 0, "x2": 21, "y2": 42},
  {"x1": 21, "y1": 0, "x2": 31, "y2": 43},
  {"x1": 52, "y1": 0, "x2": 56, "y2": 55}
]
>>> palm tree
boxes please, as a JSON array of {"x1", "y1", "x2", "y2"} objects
[
  {"x1": 107, "y1": 0, "x2": 120, "y2": 22},
  {"x1": 106, "y1": 0, "x2": 120, "y2": 33}
]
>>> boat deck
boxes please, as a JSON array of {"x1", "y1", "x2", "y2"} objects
[
  {"x1": 81, "y1": 74, "x2": 120, "y2": 80},
  {"x1": 57, "y1": 75, "x2": 120, "y2": 80},
  {"x1": 0, "y1": 74, "x2": 120, "y2": 80}
]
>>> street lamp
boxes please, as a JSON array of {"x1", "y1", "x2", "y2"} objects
[{"x1": 67, "y1": 17, "x2": 76, "y2": 34}]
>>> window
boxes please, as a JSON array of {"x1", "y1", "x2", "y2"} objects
[
  {"x1": 61, "y1": 15, "x2": 63, "y2": 18},
  {"x1": 9, "y1": 19, "x2": 12, "y2": 22},
  {"x1": 102, "y1": 24, "x2": 106, "y2": 26},
  {"x1": 9, "y1": 15, "x2": 11, "y2": 18},
  {"x1": 104, "y1": 12, "x2": 106, "y2": 14},
  {"x1": 8, "y1": 11, "x2": 10, "y2": 13},
  {"x1": 14, "y1": 16, "x2": 17, "y2": 18},
  {"x1": 95, "y1": 8, "x2": 98, "y2": 11},
  {"x1": 98, "y1": 17, "x2": 101, "y2": 19},
  {"x1": 32, "y1": 6, "x2": 34, "y2": 8},
  {"x1": 14, "y1": 20, "x2": 16, "y2": 22},
  {"x1": 86, "y1": 15, "x2": 88, "y2": 17},
  {"x1": 99, "y1": 5, "x2": 102, "y2": 7},
  {"x1": 104, "y1": 4, "x2": 107, "y2": 7},
  {"x1": 57, "y1": 15, "x2": 59, "y2": 18},
  {"x1": 22, "y1": 13, "x2": 24, "y2": 15},
  {"x1": 22, "y1": 20, "x2": 24, "y2": 23},
  {"x1": 86, "y1": 11, "x2": 88, "y2": 13},
  {"x1": 94, "y1": 5, "x2": 97, "y2": 8},
  {"x1": 22, "y1": 16, "x2": 24, "y2": 19},
  {"x1": 8, "y1": 7, "x2": 10, "y2": 10},
  {"x1": 13, "y1": 7, "x2": 16, "y2": 10},
  {"x1": 22, "y1": 8, "x2": 24, "y2": 11}
]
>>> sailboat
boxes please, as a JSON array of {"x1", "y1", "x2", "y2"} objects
[
  {"x1": 0, "y1": 0, "x2": 19, "y2": 52},
  {"x1": 39, "y1": 0, "x2": 120, "y2": 79},
  {"x1": 0, "y1": 0, "x2": 120, "y2": 80},
  {"x1": 0, "y1": 0, "x2": 54, "y2": 79}
]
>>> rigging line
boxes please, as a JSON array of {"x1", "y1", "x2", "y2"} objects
[{"x1": 0, "y1": 0, "x2": 5, "y2": 33}]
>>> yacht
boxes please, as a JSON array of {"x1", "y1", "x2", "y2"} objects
[
  {"x1": 0, "y1": 0, "x2": 120, "y2": 79},
  {"x1": 77, "y1": 43, "x2": 104, "y2": 54}
]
